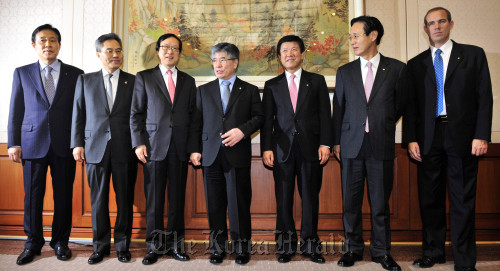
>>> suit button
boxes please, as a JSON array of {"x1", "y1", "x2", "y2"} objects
[
  {"x1": 366, "y1": 106, "x2": 370, "y2": 110},
  {"x1": 169, "y1": 125, "x2": 173, "y2": 128},
  {"x1": 446, "y1": 104, "x2": 450, "y2": 107},
  {"x1": 222, "y1": 117, "x2": 225, "y2": 121}
]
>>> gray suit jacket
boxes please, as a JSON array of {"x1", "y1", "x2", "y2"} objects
[
  {"x1": 332, "y1": 54, "x2": 406, "y2": 160},
  {"x1": 71, "y1": 70, "x2": 136, "y2": 164}
]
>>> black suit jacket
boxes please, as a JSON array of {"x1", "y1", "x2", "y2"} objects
[
  {"x1": 71, "y1": 70, "x2": 136, "y2": 164},
  {"x1": 403, "y1": 40, "x2": 493, "y2": 157},
  {"x1": 8, "y1": 60, "x2": 84, "y2": 159},
  {"x1": 332, "y1": 54, "x2": 406, "y2": 160},
  {"x1": 188, "y1": 77, "x2": 263, "y2": 167},
  {"x1": 261, "y1": 70, "x2": 332, "y2": 163},
  {"x1": 130, "y1": 66, "x2": 196, "y2": 161}
]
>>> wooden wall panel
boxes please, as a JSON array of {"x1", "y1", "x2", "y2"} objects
[{"x1": 1, "y1": 143, "x2": 499, "y2": 241}]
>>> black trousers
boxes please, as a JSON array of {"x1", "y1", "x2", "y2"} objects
[
  {"x1": 203, "y1": 146, "x2": 252, "y2": 254},
  {"x1": 22, "y1": 145, "x2": 76, "y2": 251},
  {"x1": 143, "y1": 139, "x2": 188, "y2": 252},
  {"x1": 341, "y1": 133, "x2": 394, "y2": 257},
  {"x1": 418, "y1": 120, "x2": 478, "y2": 267},
  {"x1": 273, "y1": 138, "x2": 323, "y2": 255},
  {"x1": 85, "y1": 141, "x2": 137, "y2": 252}
]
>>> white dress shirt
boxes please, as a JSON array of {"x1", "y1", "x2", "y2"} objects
[{"x1": 159, "y1": 64, "x2": 178, "y2": 91}]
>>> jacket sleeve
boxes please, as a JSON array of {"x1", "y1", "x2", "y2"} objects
[{"x1": 70, "y1": 74, "x2": 86, "y2": 148}]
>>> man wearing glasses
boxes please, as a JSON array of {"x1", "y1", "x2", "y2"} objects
[
  {"x1": 189, "y1": 42, "x2": 263, "y2": 265},
  {"x1": 131, "y1": 33, "x2": 196, "y2": 265},
  {"x1": 71, "y1": 33, "x2": 137, "y2": 264}
]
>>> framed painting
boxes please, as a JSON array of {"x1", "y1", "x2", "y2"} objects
[{"x1": 114, "y1": 0, "x2": 364, "y2": 87}]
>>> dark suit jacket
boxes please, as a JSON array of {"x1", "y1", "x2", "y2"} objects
[
  {"x1": 8, "y1": 60, "x2": 84, "y2": 159},
  {"x1": 332, "y1": 54, "x2": 406, "y2": 160},
  {"x1": 403, "y1": 40, "x2": 493, "y2": 157},
  {"x1": 188, "y1": 77, "x2": 263, "y2": 168},
  {"x1": 71, "y1": 70, "x2": 136, "y2": 164},
  {"x1": 130, "y1": 66, "x2": 196, "y2": 161},
  {"x1": 261, "y1": 70, "x2": 332, "y2": 163}
]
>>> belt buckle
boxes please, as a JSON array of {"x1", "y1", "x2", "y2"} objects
[{"x1": 438, "y1": 115, "x2": 448, "y2": 122}]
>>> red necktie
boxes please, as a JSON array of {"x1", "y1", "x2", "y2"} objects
[{"x1": 167, "y1": 70, "x2": 175, "y2": 103}]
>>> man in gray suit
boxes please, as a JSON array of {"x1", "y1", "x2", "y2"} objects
[
  {"x1": 71, "y1": 33, "x2": 137, "y2": 264},
  {"x1": 332, "y1": 16, "x2": 406, "y2": 270}
]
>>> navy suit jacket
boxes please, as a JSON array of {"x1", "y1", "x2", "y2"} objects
[
  {"x1": 261, "y1": 70, "x2": 332, "y2": 163},
  {"x1": 8, "y1": 60, "x2": 84, "y2": 159},
  {"x1": 71, "y1": 70, "x2": 136, "y2": 164},
  {"x1": 403, "y1": 41, "x2": 493, "y2": 157},
  {"x1": 188, "y1": 77, "x2": 263, "y2": 167},
  {"x1": 130, "y1": 66, "x2": 196, "y2": 161},
  {"x1": 332, "y1": 54, "x2": 406, "y2": 160}
]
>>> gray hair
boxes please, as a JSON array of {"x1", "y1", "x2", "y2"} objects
[
  {"x1": 211, "y1": 42, "x2": 240, "y2": 60},
  {"x1": 95, "y1": 33, "x2": 122, "y2": 52}
]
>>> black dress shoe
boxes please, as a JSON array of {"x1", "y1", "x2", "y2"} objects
[
  {"x1": 166, "y1": 249, "x2": 190, "y2": 261},
  {"x1": 55, "y1": 245, "x2": 72, "y2": 261},
  {"x1": 413, "y1": 255, "x2": 446, "y2": 268},
  {"x1": 88, "y1": 250, "x2": 110, "y2": 264},
  {"x1": 277, "y1": 253, "x2": 294, "y2": 263},
  {"x1": 16, "y1": 249, "x2": 41, "y2": 265},
  {"x1": 303, "y1": 252, "x2": 325, "y2": 264},
  {"x1": 338, "y1": 251, "x2": 363, "y2": 267},
  {"x1": 372, "y1": 254, "x2": 401, "y2": 271},
  {"x1": 142, "y1": 251, "x2": 159, "y2": 265},
  {"x1": 454, "y1": 266, "x2": 477, "y2": 271},
  {"x1": 117, "y1": 251, "x2": 131, "y2": 263},
  {"x1": 209, "y1": 252, "x2": 226, "y2": 264},
  {"x1": 235, "y1": 252, "x2": 250, "y2": 265}
]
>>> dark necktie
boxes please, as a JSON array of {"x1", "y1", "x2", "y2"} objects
[
  {"x1": 435, "y1": 49, "x2": 444, "y2": 117},
  {"x1": 221, "y1": 80, "x2": 230, "y2": 113},
  {"x1": 44, "y1": 66, "x2": 55, "y2": 104}
]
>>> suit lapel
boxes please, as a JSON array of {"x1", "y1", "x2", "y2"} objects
[
  {"x1": 91, "y1": 71, "x2": 110, "y2": 113},
  {"x1": 295, "y1": 70, "x2": 310, "y2": 114},
  {"x1": 172, "y1": 69, "x2": 185, "y2": 109},
  {"x1": 368, "y1": 55, "x2": 390, "y2": 104},
  {"x1": 28, "y1": 62, "x2": 50, "y2": 106},
  {"x1": 277, "y1": 73, "x2": 295, "y2": 114},
  {"x1": 225, "y1": 77, "x2": 244, "y2": 114},
  {"x1": 445, "y1": 41, "x2": 464, "y2": 85},
  {"x1": 207, "y1": 79, "x2": 224, "y2": 115},
  {"x1": 51, "y1": 61, "x2": 67, "y2": 106},
  {"x1": 421, "y1": 49, "x2": 436, "y2": 88},
  {"x1": 349, "y1": 59, "x2": 367, "y2": 103},
  {"x1": 152, "y1": 66, "x2": 171, "y2": 104},
  {"x1": 113, "y1": 70, "x2": 132, "y2": 113}
]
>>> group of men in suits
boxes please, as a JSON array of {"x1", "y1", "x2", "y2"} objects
[{"x1": 7, "y1": 6, "x2": 492, "y2": 271}]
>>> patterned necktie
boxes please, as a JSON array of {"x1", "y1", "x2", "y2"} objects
[
  {"x1": 167, "y1": 69, "x2": 175, "y2": 103},
  {"x1": 44, "y1": 66, "x2": 55, "y2": 104},
  {"x1": 289, "y1": 74, "x2": 298, "y2": 112},
  {"x1": 365, "y1": 62, "x2": 374, "y2": 132},
  {"x1": 221, "y1": 80, "x2": 231, "y2": 113},
  {"x1": 106, "y1": 74, "x2": 113, "y2": 110},
  {"x1": 434, "y1": 49, "x2": 444, "y2": 117}
]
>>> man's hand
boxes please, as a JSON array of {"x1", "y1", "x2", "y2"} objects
[
  {"x1": 408, "y1": 142, "x2": 422, "y2": 162},
  {"x1": 262, "y1": 151, "x2": 274, "y2": 168},
  {"x1": 333, "y1": 145, "x2": 340, "y2": 161},
  {"x1": 472, "y1": 139, "x2": 488, "y2": 156},
  {"x1": 318, "y1": 146, "x2": 330, "y2": 165},
  {"x1": 135, "y1": 145, "x2": 148, "y2": 163},
  {"x1": 73, "y1": 147, "x2": 85, "y2": 162},
  {"x1": 8, "y1": 147, "x2": 22, "y2": 163},
  {"x1": 190, "y1": 152, "x2": 202, "y2": 166},
  {"x1": 221, "y1": 128, "x2": 245, "y2": 147}
]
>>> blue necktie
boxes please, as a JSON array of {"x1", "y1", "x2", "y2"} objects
[
  {"x1": 221, "y1": 80, "x2": 230, "y2": 113},
  {"x1": 434, "y1": 49, "x2": 444, "y2": 117},
  {"x1": 44, "y1": 66, "x2": 55, "y2": 104}
]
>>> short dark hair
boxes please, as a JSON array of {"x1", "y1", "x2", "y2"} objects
[
  {"x1": 156, "y1": 33, "x2": 182, "y2": 53},
  {"x1": 31, "y1": 24, "x2": 61, "y2": 44},
  {"x1": 350, "y1": 16, "x2": 384, "y2": 45},
  {"x1": 211, "y1": 42, "x2": 240, "y2": 60},
  {"x1": 424, "y1": 7, "x2": 452, "y2": 26},
  {"x1": 277, "y1": 35, "x2": 305, "y2": 56},
  {"x1": 95, "y1": 33, "x2": 122, "y2": 52}
]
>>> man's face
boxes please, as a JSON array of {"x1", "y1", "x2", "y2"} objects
[
  {"x1": 97, "y1": 39, "x2": 123, "y2": 74},
  {"x1": 157, "y1": 37, "x2": 180, "y2": 69},
  {"x1": 424, "y1": 9, "x2": 454, "y2": 47},
  {"x1": 349, "y1": 22, "x2": 377, "y2": 59},
  {"x1": 212, "y1": 51, "x2": 238, "y2": 80},
  {"x1": 32, "y1": 30, "x2": 60, "y2": 65},
  {"x1": 278, "y1": 41, "x2": 305, "y2": 73}
]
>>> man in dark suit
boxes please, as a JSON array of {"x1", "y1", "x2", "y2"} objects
[
  {"x1": 404, "y1": 7, "x2": 493, "y2": 271},
  {"x1": 7, "y1": 24, "x2": 84, "y2": 265},
  {"x1": 332, "y1": 16, "x2": 405, "y2": 271},
  {"x1": 71, "y1": 33, "x2": 137, "y2": 264},
  {"x1": 130, "y1": 33, "x2": 196, "y2": 265},
  {"x1": 189, "y1": 42, "x2": 263, "y2": 265},
  {"x1": 261, "y1": 35, "x2": 332, "y2": 264}
]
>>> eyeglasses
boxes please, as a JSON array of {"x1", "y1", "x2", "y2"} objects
[
  {"x1": 102, "y1": 49, "x2": 122, "y2": 55},
  {"x1": 211, "y1": 58, "x2": 236, "y2": 64},
  {"x1": 348, "y1": 33, "x2": 367, "y2": 41},
  {"x1": 159, "y1": 45, "x2": 179, "y2": 52},
  {"x1": 280, "y1": 47, "x2": 300, "y2": 54}
]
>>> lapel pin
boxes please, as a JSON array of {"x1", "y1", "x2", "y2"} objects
[
  {"x1": 306, "y1": 84, "x2": 309, "y2": 87},
  {"x1": 382, "y1": 68, "x2": 386, "y2": 71},
  {"x1": 239, "y1": 87, "x2": 242, "y2": 90},
  {"x1": 457, "y1": 57, "x2": 461, "y2": 60},
  {"x1": 125, "y1": 81, "x2": 128, "y2": 84}
]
